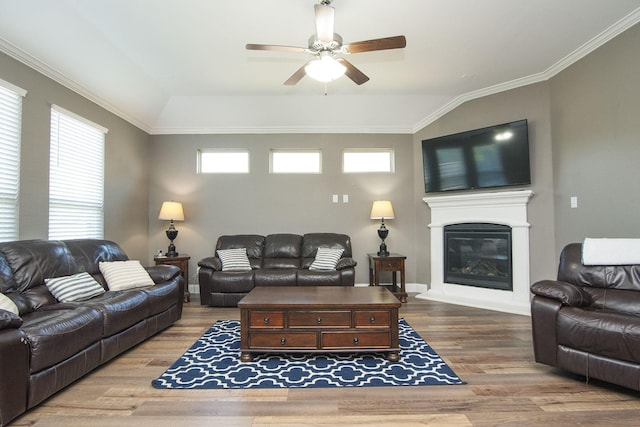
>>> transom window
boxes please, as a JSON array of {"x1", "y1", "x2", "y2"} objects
[
  {"x1": 270, "y1": 149, "x2": 322, "y2": 174},
  {"x1": 198, "y1": 149, "x2": 249, "y2": 173},
  {"x1": 343, "y1": 149, "x2": 395, "y2": 173}
]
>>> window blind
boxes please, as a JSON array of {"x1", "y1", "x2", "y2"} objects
[
  {"x1": 0, "y1": 81, "x2": 24, "y2": 242},
  {"x1": 49, "y1": 105, "x2": 107, "y2": 240}
]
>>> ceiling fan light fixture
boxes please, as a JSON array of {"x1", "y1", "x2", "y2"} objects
[{"x1": 304, "y1": 54, "x2": 346, "y2": 82}]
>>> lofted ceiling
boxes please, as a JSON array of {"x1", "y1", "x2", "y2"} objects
[{"x1": 1, "y1": 0, "x2": 640, "y2": 134}]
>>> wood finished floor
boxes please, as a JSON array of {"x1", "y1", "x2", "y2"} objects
[{"x1": 12, "y1": 294, "x2": 640, "y2": 427}]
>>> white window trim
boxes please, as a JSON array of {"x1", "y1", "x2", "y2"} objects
[
  {"x1": 269, "y1": 149, "x2": 322, "y2": 174},
  {"x1": 342, "y1": 148, "x2": 395, "y2": 173}
]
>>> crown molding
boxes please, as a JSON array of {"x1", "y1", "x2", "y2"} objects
[{"x1": 150, "y1": 125, "x2": 414, "y2": 135}]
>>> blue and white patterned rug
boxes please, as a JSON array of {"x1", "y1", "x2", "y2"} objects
[{"x1": 152, "y1": 319, "x2": 464, "y2": 389}]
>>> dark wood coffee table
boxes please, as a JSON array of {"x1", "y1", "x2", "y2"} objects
[{"x1": 238, "y1": 286, "x2": 401, "y2": 362}]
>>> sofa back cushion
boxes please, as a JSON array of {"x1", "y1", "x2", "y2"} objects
[
  {"x1": 64, "y1": 239, "x2": 129, "y2": 286},
  {"x1": 216, "y1": 235, "x2": 264, "y2": 269},
  {"x1": 263, "y1": 234, "x2": 302, "y2": 269},
  {"x1": 301, "y1": 233, "x2": 352, "y2": 268},
  {"x1": 558, "y1": 243, "x2": 640, "y2": 291}
]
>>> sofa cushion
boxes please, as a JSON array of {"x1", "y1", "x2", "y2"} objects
[
  {"x1": 217, "y1": 248, "x2": 252, "y2": 271},
  {"x1": 297, "y1": 270, "x2": 342, "y2": 286},
  {"x1": 255, "y1": 269, "x2": 297, "y2": 286},
  {"x1": 0, "y1": 292, "x2": 19, "y2": 315},
  {"x1": 0, "y1": 307, "x2": 22, "y2": 328},
  {"x1": 44, "y1": 272, "x2": 106, "y2": 302},
  {"x1": 20, "y1": 306, "x2": 103, "y2": 373},
  {"x1": 302, "y1": 233, "x2": 352, "y2": 258},
  {"x1": 216, "y1": 235, "x2": 264, "y2": 259},
  {"x1": 211, "y1": 271, "x2": 255, "y2": 292},
  {"x1": 309, "y1": 247, "x2": 344, "y2": 271},
  {"x1": 64, "y1": 239, "x2": 129, "y2": 275},
  {"x1": 264, "y1": 234, "x2": 302, "y2": 258},
  {"x1": 78, "y1": 290, "x2": 151, "y2": 336},
  {"x1": 99, "y1": 260, "x2": 155, "y2": 290}
]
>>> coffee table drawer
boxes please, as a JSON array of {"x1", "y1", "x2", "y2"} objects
[
  {"x1": 249, "y1": 311, "x2": 285, "y2": 328},
  {"x1": 250, "y1": 332, "x2": 317, "y2": 348},
  {"x1": 353, "y1": 310, "x2": 390, "y2": 327},
  {"x1": 321, "y1": 332, "x2": 390, "y2": 349},
  {"x1": 289, "y1": 310, "x2": 351, "y2": 327}
]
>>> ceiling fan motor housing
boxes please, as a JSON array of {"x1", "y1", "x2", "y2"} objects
[{"x1": 309, "y1": 33, "x2": 342, "y2": 52}]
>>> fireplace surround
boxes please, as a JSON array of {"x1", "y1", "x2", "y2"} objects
[{"x1": 419, "y1": 190, "x2": 533, "y2": 315}]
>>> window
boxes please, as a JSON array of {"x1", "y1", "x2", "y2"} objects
[
  {"x1": 198, "y1": 149, "x2": 249, "y2": 173},
  {"x1": 0, "y1": 79, "x2": 26, "y2": 242},
  {"x1": 343, "y1": 149, "x2": 394, "y2": 173},
  {"x1": 49, "y1": 105, "x2": 107, "y2": 239},
  {"x1": 270, "y1": 149, "x2": 322, "y2": 174}
]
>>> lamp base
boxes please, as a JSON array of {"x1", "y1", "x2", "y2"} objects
[
  {"x1": 377, "y1": 241, "x2": 389, "y2": 257},
  {"x1": 165, "y1": 242, "x2": 178, "y2": 257}
]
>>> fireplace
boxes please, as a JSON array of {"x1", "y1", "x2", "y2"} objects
[
  {"x1": 420, "y1": 190, "x2": 533, "y2": 315},
  {"x1": 444, "y1": 223, "x2": 512, "y2": 291}
]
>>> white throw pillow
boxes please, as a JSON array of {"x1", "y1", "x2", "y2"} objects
[
  {"x1": 45, "y1": 272, "x2": 106, "y2": 302},
  {"x1": 99, "y1": 260, "x2": 155, "y2": 291},
  {"x1": 0, "y1": 292, "x2": 19, "y2": 315},
  {"x1": 309, "y1": 247, "x2": 344, "y2": 271},
  {"x1": 217, "y1": 248, "x2": 252, "y2": 271}
]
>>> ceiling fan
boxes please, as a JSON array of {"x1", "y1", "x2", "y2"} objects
[{"x1": 246, "y1": 0, "x2": 406, "y2": 86}]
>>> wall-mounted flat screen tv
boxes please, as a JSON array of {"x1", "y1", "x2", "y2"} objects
[{"x1": 422, "y1": 119, "x2": 531, "y2": 193}]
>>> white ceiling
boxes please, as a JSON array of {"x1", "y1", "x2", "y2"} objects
[{"x1": 1, "y1": 0, "x2": 640, "y2": 134}]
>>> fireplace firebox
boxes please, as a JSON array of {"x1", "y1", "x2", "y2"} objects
[{"x1": 444, "y1": 223, "x2": 512, "y2": 291}]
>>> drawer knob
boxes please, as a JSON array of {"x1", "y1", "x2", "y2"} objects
[
  {"x1": 263, "y1": 317, "x2": 270, "y2": 324},
  {"x1": 280, "y1": 337, "x2": 286, "y2": 345},
  {"x1": 316, "y1": 317, "x2": 322, "y2": 324},
  {"x1": 353, "y1": 336, "x2": 359, "y2": 345},
  {"x1": 370, "y1": 316, "x2": 376, "y2": 324}
]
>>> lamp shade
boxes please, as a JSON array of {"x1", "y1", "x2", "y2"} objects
[
  {"x1": 370, "y1": 201, "x2": 395, "y2": 220},
  {"x1": 305, "y1": 54, "x2": 346, "y2": 83},
  {"x1": 158, "y1": 201, "x2": 184, "y2": 221}
]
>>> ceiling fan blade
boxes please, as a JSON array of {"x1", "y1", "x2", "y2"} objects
[
  {"x1": 284, "y1": 63, "x2": 309, "y2": 86},
  {"x1": 246, "y1": 43, "x2": 306, "y2": 53},
  {"x1": 314, "y1": 3, "x2": 335, "y2": 43},
  {"x1": 344, "y1": 35, "x2": 406, "y2": 54},
  {"x1": 337, "y1": 58, "x2": 369, "y2": 85}
]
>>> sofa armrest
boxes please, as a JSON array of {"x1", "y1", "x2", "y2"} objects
[
  {"x1": 198, "y1": 256, "x2": 222, "y2": 271},
  {"x1": 0, "y1": 328, "x2": 29, "y2": 426},
  {"x1": 336, "y1": 258, "x2": 357, "y2": 270},
  {"x1": 0, "y1": 309, "x2": 22, "y2": 330},
  {"x1": 145, "y1": 265, "x2": 182, "y2": 283},
  {"x1": 530, "y1": 279, "x2": 591, "y2": 307}
]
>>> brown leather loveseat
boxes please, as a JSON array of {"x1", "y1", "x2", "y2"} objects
[
  {"x1": 198, "y1": 233, "x2": 356, "y2": 306},
  {"x1": 0, "y1": 239, "x2": 184, "y2": 426},
  {"x1": 530, "y1": 242, "x2": 640, "y2": 391}
]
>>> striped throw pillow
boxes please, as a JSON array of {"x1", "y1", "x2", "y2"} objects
[
  {"x1": 309, "y1": 247, "x2": 344, "y2": 271},
  {"x1": 99, "y1": 260, "x2": 155, "y2": 291},
  {"x1": 45, "y1": 272, "x2": 106, "y2": 302},
  {"x1": 217, "y1": 248, "x2": 252, "y2": 271},
  {"x1": 0, "y1": 292, "x2": 19, "y2": 315}
]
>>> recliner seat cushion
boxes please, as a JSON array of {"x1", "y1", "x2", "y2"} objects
[
  {"x1": 20, "y1": 306, "x2": 103, "y2": 373},
  {"x1": 557, "y1": 306, "x2": 640, "y2": 364},
  {"x1": 76, "y1": 290, "x2": 151, "y2": 337}
]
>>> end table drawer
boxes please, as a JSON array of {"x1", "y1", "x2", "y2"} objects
[
  {"x1": 249, "y1": 332, "x2": 317, "y2": 348},
  {"x1": 321, "y1": 332, "x2": 390, "y2": 349},
  {"x1": 289, "y1": 311, "x2": 351, "y2": 327},
  {"x1": 249, "y1": 311, "x2": 284, "y2": 328},
  {"x1": 379, "y1": 258, "x2": 403, "y2": 270},
  {"x1": 354, "y1": 311, "x2": 390, "y2": 327}
]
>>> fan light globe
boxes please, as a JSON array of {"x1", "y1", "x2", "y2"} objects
[{"x1": 305, "y1": 54, "x2": 346, "y2": 82}]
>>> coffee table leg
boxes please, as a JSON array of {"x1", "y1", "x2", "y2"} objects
[
  {"x1": 241, "y1": 352, "x2": 253, "y2": 362},
  {"x1": 386, "y1": 351, "x2": 400, "y2": 362}
]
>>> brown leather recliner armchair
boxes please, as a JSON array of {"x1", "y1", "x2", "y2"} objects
[
  {"x1": 530, "y1": 242, "x2": 640, "y2": 391},
  {"x1": 198, "y1": 233, "x2": 357, "y2": 307}
]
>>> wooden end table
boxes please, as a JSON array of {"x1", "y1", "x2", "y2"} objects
[
  {"x1": 238, "y1": 286, "x2": 401, "y2": 362},
  {"x1": 154, "y1": 254, "x2": 190, "y2": 303},
  {"x1": 368, "y1": 253, "x2": 407, "y2": 303}
]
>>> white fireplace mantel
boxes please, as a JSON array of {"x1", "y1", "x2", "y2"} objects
[{"x1": 418, "y1": 189, "x2": 533, "y2": 315}]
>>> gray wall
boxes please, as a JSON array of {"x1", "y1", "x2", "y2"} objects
[
  {"x1": 148, "y1": 133, "x2": 414, "y2": 285},
  {"x1": 0, "y1": 51, "x2": 151, "y2": 260},
  {"x1": 412, "y1": 82, "x2": 558, "y2": 285},
  {"x1": 549, "y1": 22, "x2": 640, "y2": 252}
]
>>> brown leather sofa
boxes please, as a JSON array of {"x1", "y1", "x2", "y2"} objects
[
  {"x1": 0, "y1": 239, "x2": 184, "y2": 426},
  {"x1": 198, "y1": 233, "x2": 356, "y2": 306},
  {"x1": 530, "y1": 242, "x2": 640, "y2": 391}
]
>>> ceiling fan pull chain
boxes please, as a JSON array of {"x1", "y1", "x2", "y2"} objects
[{"x1": 324, "y1": 82, "x2": 328, "y2": 96}]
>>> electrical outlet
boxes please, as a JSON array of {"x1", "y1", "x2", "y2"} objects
[
  {"x1": 570, "y1": 196, "x2": 578, "y2": 208},
  {"x1": 332, "y1": 194, "x2": 339, "y2": 203},
  {"x1": 343, "y1": 194, "x2": 349, "y2": 203}
]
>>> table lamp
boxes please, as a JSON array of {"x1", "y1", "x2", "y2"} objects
[
  {"x1": 370, "y1": 200, "x2": 395, "y2": 256},
  {"x1": 158, "y1": 201, "x2": 184, "y2": 256}
]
